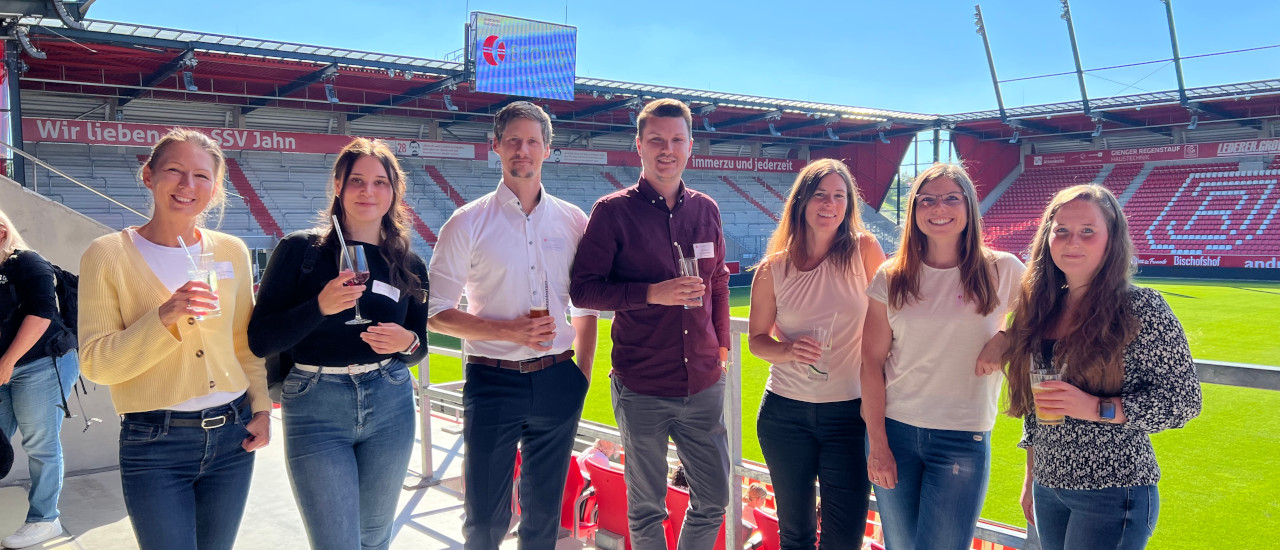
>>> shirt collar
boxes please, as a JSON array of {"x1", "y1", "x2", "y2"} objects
[
  {"x1": 495, "y1": 180, "x2": 545, "y2": 214},
  {"x1": 636, "y1": 176, "x2": 689, "y2": 211}
]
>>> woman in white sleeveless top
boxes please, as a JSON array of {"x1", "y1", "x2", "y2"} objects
[{"x1": 748, "y1": 159, "x2": 885, "y2": 549}]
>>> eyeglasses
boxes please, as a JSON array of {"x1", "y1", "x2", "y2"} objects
[{"x1": 915, "y1": 193, "x2": 965, "y2": 209}]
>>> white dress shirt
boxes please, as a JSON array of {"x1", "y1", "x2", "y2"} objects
[{"x1": 428, "y1": 182, "x2": 597, "y2": 361}]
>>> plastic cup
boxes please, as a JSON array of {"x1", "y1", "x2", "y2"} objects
[
  {"x1": 188, "y1": 253, "x2": 221, "y2": 320},
  {"x1": 1030, "y1": 369, "x2": 1064, "y2": 425}
]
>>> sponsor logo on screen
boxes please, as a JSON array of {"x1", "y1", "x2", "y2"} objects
[{"x1": 481, "y1": 35, "x2": 507, "y2": 66}]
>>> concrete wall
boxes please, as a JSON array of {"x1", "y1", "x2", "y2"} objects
[{"x1": 1, "y1": 177, "x2": 121, "y2": 483}]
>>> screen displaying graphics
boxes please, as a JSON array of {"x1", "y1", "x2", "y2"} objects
[{"x1": 470, "y1": 12, "x2": 577, "y2": 101}]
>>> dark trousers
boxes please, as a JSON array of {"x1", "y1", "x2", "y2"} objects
[
  {"x1": 462, "y1": 359, "x2": 589, "y2": 550},
  {"x1": 757, "y1": 392, "x2": 870, "y2": 550},
  {"x1": 118, "y1": 394, "x2": 255, "y2": 550}
]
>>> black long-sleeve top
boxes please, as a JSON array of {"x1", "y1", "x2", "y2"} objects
[
  {"x1": 248, "y1": 231, "x2": 429, "y2": 366},
  {"x1": 0, "y1": 250, "x2": 66, "y2": 367}
]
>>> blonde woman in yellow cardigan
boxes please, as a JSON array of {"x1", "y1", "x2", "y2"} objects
[{"x1": 79, "y1": 129, "x2": 270, "y2": 550}]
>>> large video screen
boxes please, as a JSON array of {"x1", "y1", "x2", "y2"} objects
[{"x1": 470, "y1": 12, "x2": 577, "y2": 101}]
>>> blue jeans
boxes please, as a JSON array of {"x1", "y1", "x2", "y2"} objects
[
  {"x1": 757, "y1": 392, "x2": 869, "y2": 550},
  {"x1": 282, "y1": 359, "x2": 416, "y2": 550},
  {"x1": 869, "y1": 418, "x2": 990, "y2": 550},
  {"x1": 0, "y1": 351, "x2": 78, "y2": 523},
  {"x1": 1033, "y1": 482, "x2": 1159, "y2": 550},
  {"x1": 612, "y1": 373, "x2": 730, "y2": 550},
  {"x1": 119, "y1": 393, "x2": 255, "y2": 550},
  {"x1": 462, "y1": 359, "x2": 589, "y2": 550}
]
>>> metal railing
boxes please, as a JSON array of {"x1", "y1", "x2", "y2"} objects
[{"x1": 416, "y1": 317, "x2": 1280, "y2": 550}]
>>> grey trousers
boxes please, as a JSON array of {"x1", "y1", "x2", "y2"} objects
[{"x1": 611, "y1": 374, "x2": 731, "y2": 550}]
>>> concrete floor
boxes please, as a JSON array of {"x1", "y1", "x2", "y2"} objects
[{"x1": 0, "y1": 412, "x2": 590, "y2": 550}]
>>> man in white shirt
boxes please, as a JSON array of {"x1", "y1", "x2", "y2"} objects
[{"x1": 427, "y1": 101, "x2": 598, "y2": 550}]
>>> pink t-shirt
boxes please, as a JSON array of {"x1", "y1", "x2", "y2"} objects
[{"x1": 764, "y1": 252, "x2": 869, "y2": 403}]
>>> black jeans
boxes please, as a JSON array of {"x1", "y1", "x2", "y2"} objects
[{"x1": 756, "y1": 391, "x2": 870, "y2": 550}]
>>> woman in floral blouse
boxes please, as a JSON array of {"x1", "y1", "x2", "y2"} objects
[{"x1": 1003, "y1": 184, "x2": 1201, "y2": 550}]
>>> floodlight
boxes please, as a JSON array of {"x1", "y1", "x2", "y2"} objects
[
  {"x1": 324, "y1": 83, "x2": 339, "y2": 103},
  {"x1": 826, "y1": 126, "x2": 839, "y2": 140},
  {"x1": 444, "y1": 95, "x2": 459, "y2": 111},
  {"x1": 115, "y1": 109, "x2": 124, "y2": 121},
  {"x1": 182, "y1": 71, "x2": 198, "y2": 92},
  {"x1": 545, "y1": 105, "x2": 557, "y2": 119},
  {"x1": 1092, "y1": 122, "x2": 1103, "y2": 137},
  {"x1": 1187, "y1": 115, "x2": 1198, "y2": 130},
  {"x1": 628, "y1": 111, "x2": 637, "y2": 126},
  {"x1": 404, "y1": 71, "x2": 414, "y2": 80},
  {"x1": 1008, "y1": 129, "x2": 1020, "y2": 144},
  {"x1": 768, "y1": 123, "x2": 781, "y2": 137},
  {"x1": 387, "y1": 68, "x2": 397, "y2": 78},
  {"x1": 604, "y1": 93, "x2": 613, "y2": 100},
  {"x1": 703, "y1": 117, "x2": 715, "y2": 132},
  {"x1": 879, "y1": 131, "x2": 890, "y2": 144}
]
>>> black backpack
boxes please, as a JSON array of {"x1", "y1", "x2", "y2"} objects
[
  {"x1": 45, "y1": 264, "x2": 78, "y2": 358},
  {"x1": 264, "y1": 233, "x2": 323, "y2": 403}
]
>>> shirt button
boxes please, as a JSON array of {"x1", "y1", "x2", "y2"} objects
[
  {"x1": 195, "y1": 350, "x2": 205, "y2": 358},
  {"x1": 530, "y1": 266, "x2": 535, "y2": 270},
  {"x1": 528, "y1": 241, "x2": 533, "y2": 245},
  {"x1": 684, "y1": 330, "x2": 688, "y2": 334},
  {"x1": 684, "y1": 357, "x2": 689, "y2": 363},
  {"x1": 187, "y1": 318, "x2": 195, "y2": 325}
]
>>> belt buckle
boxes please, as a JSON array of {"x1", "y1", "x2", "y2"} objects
[
  {"x1": 201, "y1": 415, "x2": 227, "y2": 429},
  {"x1": 518, "y1": 357, "x2": 542, "y2": 374}
]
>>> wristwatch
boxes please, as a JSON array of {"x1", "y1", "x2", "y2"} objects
[
  {"x1": 1098, "y1": 398, "x2": 1117, "y2": 423},
  {"x1": 400, "y1": 333, "x2": 421, "y2": 355}
]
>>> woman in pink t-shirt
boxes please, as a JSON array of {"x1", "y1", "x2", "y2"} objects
[{"x1": 748, "y1": 159, "x2": 885, "y2": 549}]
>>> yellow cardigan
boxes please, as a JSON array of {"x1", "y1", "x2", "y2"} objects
[{"x1": 79, "y1": 228, "x2": 270, "y2": 415}]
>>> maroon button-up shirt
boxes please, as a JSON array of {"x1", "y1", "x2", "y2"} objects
[{"x1": 570, "y1": 177, "x2": 731, "y2": 397}]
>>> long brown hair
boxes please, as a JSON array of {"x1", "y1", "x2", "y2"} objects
[
  {"x1": 882, "y1": 163, "x2": 999, "y2": 315},
  {"x1": 1004, "y1": 185, "x2": 1138, "y2": 417},
  {"x1": 758, "y1": 158, "x2": 867, "y2": 276},
  {"x1": 321, "y1": 138, "x2": 423, "y2": 300}
]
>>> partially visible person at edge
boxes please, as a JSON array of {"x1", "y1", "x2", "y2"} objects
[
  {"x1": 78, "y1": 129, "x2": 270, "y2": 550},
  {"x1": 1003, "y1": 184, "x2": 1201, "y2": 550},
  {"x1": 570, "y1": 98, "x2": 732, "y2": 550},
  {"x1": 428, "y1": 101, "x2": 597, "y2": 550},
  {"x1": 248, "y1": 138, "x2": 428, "y2": 550},
  {"x1": 0, "y1": 210, "x2": 80, "y2": 548},
  {"x1": 861, "y1": 163, "x2": 1025, "y2": 550},
  {"x1": 747, "y1": 159, "x2": 885, "y2": 549}
]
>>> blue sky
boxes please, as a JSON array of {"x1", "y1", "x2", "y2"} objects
[{"x1": 89, "y1": 1, "x2": 1279, "y2": 115}]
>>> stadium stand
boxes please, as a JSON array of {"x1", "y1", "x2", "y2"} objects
[{"x1": 982, "y1": 164, "x2": 1103, "y2": 256}]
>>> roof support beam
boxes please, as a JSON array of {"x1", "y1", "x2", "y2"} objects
[
  {"x1": 349, "y1": 72, "x2": 466, "y2": 120},
  {"x1": 710, "y1": 109, "x2": 783, "y2": 130},
  {"x1": 241, "y1": 63, "x2": 337, "y2": 114},
  {"x1": 118, "y1": 49, "x2": 193, "y2": 107},
  {"x1": 562, "y1": 97, "x2": 642, "y2": 121}
]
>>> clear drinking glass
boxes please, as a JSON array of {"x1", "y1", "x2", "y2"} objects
[
  {"x1": 678, "y1": 258, "x2": 702, "y2": 309},
  {"x1": 341, "y1": 245, "x2": 372, "y2": 325},
  {"x1": 1030, "y1": 356, "x2": 1064, "y2": 426},
  {"x1": 530, "y1": 270, "x2": 551, "y2": 347},
  {"x1": 187, "y1": 252, "x2": 221, "y2": 320},
  {"x1": 806, "y1": 326, "x2": 832, "y2": 381}
]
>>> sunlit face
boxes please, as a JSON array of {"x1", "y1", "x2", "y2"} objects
[
  {"x1": 1049, "y1": 198, "x2": 1109, "y2": 285},
  {"x1": 337, "y1": 155, "x2": 394, "y2": 227},
  {"x1": 913, "y1": 176, "x2": 968, "y2": 242},
  {"x1": 803, "y1": 173, "x2": 848, "y2": 235},
  {"x1": 142, "y1": 141, "x2": 218, "y2": 222},
  {"x1": 636, "y1": 116, "x2": 692, "y2": 187},
  {"x1": 493, "y1": 117, "x2": 550, "y2": 180}
]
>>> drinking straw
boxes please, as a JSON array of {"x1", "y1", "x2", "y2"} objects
[
  {"x1": 331, "y1": 214, "x2": 351, "y2": 267},
  {"x1": 176, "y1": 235, "x2": 200, "y2": 273}
]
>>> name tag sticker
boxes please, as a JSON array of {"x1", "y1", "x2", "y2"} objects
[
  {"x1": 214, "y1": 262, "x2": 235, "y2": 280},
  {"x1": 542, "y1": 237, "x2": 567, "y2": 251},
  {"x1": 693, "y1": 242, "x2": 714, "y2": 259},
  {"x1": 372, "y1": 280, "x2": 401, "y2": 302}
]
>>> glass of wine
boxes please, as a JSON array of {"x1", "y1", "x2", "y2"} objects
[{"x1": 342, "y1": 244, "x2": 372, "y2": 325}]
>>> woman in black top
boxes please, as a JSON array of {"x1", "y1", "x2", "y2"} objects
[
  {"x1": 0, "y1": 209, "x2": 79, "y2": 548},
  {"x1": 248, "y1": 138, "x2": 428, "y2": 550}
]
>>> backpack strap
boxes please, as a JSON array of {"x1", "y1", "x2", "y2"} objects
[{"x1": 300, "y1": 232, "x2": 322, "y2": 275}]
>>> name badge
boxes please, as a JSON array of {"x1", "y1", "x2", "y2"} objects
[
  {"x1": 214, "y1": 262, "x2": 235, "y2": 280},
  {"x1": 693, "y1": 242, "x2": 715, "y2": 259},
  {"x1": 372, "y1": 280, "x2": 401, "y2": 302},
  {"x1": 542, "y1": 237, "x2": 567, "y2": 252}
]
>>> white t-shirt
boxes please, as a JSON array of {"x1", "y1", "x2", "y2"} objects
[
  {"x1": 127, "y1": 229, "x2": 245, "y2": 412},
  {"x1": 866, "y1": 251, "x2": 1024, "y2": 432}
]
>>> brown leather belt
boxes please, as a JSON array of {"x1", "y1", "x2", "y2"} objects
[{"x1": 467, "y1": 350, "x2": 575, "y2": 373}]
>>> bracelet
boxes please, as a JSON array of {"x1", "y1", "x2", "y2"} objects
[{"x1": 400, "y1": 333, "x2": 421, "y2": 355}]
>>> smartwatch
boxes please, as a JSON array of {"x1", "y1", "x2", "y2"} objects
[{"x1": 1098, "y1": 398, "x2": 1117, "y2": 423}]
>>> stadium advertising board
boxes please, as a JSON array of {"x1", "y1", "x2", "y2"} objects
[
  {"x1": 1137, "y1": 254, "x2": 1280, "y2": 269},
  {"x1": 1027, "y1": 138, "x2": 1280, "y2": 167},
  {"x1": 23, "y1": 118, "x2": 479, "y2": 159},
  {"x1": 24, "y1": 117, "x2": 801, "y2": 172},
  {"x1": 470, "y1": 12, "x2": 576, "y2": 101}
]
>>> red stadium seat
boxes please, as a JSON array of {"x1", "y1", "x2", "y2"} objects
[
  {"x1": 752, "y1": 508, "x2": 780, "y2": 550},
  {"x1": 664, "y1": 485, "x2": 727, "y2": 550},
  {"x1": 563, "y1": 454, "x2": 597, "y2": 539},
  {"x1": 585, "y1": 459, "x2": 643, "y2": 550}
]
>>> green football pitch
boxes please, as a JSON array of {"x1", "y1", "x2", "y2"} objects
[{"x1": 420, "y1": 278, "x2": 1280, "y2": 550}]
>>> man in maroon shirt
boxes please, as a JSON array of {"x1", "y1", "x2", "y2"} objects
[{"x1": 571, "y1": 98, "x2": 731, "y2": 549}]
